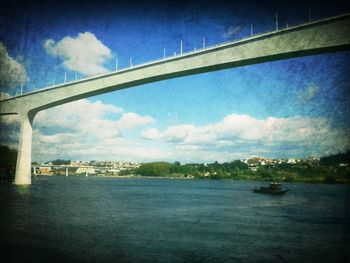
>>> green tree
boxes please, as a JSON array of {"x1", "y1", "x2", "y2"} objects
[
  {"x1": 170, "y1": 161, "x2": 181, "y2": 173},
  {"x1": 230, "y1": 160, "x2": 248, "y2": 170},
  {"x1": 136, "y1": 162, "x2": 172, "y2": 177},
  {"x1": 52, "y1": 159, "x2": 71, "y2": 165},
  {"x1": 257, "y1": 167, "x2": 273, "y2": 179}
]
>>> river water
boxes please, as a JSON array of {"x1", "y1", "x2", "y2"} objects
[{"x1": 0, "y1": 176, "x2": 349, "y2": 263}]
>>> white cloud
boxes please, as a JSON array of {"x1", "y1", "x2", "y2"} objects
[
  {"x1": 0, "y1": 42, "x2": 28, "y2": 89},
  {"x1": 32, "y1": 128, "x2": 171, "y2": 162},
  {"x1": 117, "y1": 112, "x2": 156, "y2": 130},
  {"x1": 212, "y1": 114, "x2": 330, "y2": 143},
  {"x1": 34, "y1": 99, "x2": 123, "y2": 137},
  {"x1": 161, "y1": 114, "x2": 330, "y2": 145},
  {"x1": 44, "y1": 32, "x2": 112, "y2": 76},
  {"x1": 141, "y1": 128, "x2": 162, "y2": 140},
  {"x1": 141, "y1": 113, "x2": 349, "y2": 160},
  {"x1": 31, "y1": 99, "x2": 157, "y2": 161},
  {"x1": 163, "y1": 124, "x2": 196, "y2": 143}
]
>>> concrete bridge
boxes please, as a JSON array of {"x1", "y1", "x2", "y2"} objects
[{"x1": 1, "y1": 13, "x2": 350, "y2": 185}]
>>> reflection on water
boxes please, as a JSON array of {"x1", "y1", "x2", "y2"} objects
[{"x1": 0, "y1": 176, "x2": 349, "y2": 263}]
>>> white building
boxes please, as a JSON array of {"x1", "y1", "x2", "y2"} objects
[{"x1": 76, "y1": 167, "x2": 95, "y2": 174}]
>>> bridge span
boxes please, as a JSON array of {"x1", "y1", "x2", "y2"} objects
[{"x1": 1, "y1": 13, "x2": 350, "y2": 185}]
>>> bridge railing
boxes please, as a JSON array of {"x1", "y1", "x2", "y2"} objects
[{"x1": 6, "y1": 12, "x2": 348, "y2": 98}]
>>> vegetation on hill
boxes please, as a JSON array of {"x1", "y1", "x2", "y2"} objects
[
  {"x1": 50, "y1": 159, "x2": 71, "y2": 165},
  {"x1": 320, "y1": 150, "x2": 350, "y2": 166},
  {"x1": 137, "y1": 162, "x2": 173, "y2": 177},
  {"x1": 133, "y1": 153, "x2": 350, "y2": 184}
]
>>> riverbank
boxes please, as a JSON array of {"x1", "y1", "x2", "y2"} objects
[{"x1": 34, "y1": 173, "x2": 350, "y2": 184}]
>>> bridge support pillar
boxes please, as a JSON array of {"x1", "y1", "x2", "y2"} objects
[{"x1": 14, "y1": 113, "x2": 35, "y2": 185}]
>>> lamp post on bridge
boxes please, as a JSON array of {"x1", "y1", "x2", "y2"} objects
[{"x1": 180, "y1": 39, "x2": 183, "y2": 55}]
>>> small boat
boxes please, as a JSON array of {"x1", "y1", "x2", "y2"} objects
[{"x1": 252, "y1": 182, "x2": 289, "y2": 195}]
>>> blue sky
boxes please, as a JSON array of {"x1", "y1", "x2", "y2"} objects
[{"x1": 0, "y1": 0, "x2": 349, "y2": 163}]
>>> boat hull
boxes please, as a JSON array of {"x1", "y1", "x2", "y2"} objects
[{"x1": 251, "y1": 187, "x2": 289, "y2": 195}]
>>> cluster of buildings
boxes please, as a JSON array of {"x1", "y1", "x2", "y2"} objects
[
  {"x1": 242, "y1": 156, "x2": 321, "y2": 171},
  {"x1": 34, "y1": 161, "x2": 141, "y2": 176}
]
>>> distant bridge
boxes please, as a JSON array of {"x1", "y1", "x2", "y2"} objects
[{"x1": 1, "y1": 13, "x2": 350, "y2": 185}]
